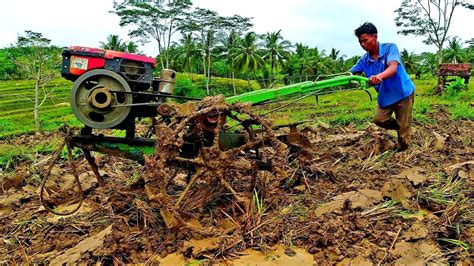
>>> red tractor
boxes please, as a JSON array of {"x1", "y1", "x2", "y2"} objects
[{"x1": 61, "y1": 46, "x2": 176, "y2": 137}]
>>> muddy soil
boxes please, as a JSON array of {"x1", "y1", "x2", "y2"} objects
[{"x1": 0, "y1": 106, "x2": 473, "y2": 264}]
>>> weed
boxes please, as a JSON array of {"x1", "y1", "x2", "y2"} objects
[
  {"x1": 415, "y1": 98, "x2": 431, "y2": 114},
  {"x1": 443, "y1": 78, "x2": 467, "y2": 99},
  {"x1": 60, "y1": 146, "x2": 83, "y2": 160},
  {"x1": 34, "y1": 139, "x2": 61, "y2": 153},
  {"x1": 112, "y1": 129, "x2": 127, "y2": 138},
  {"x1": 0, "y1": 144, "x2": 32, "y2": 172},
  {"x1": 397, "y1": 209, "x2": 431, "y2": 220},
  {"x1": 419, "y1": 172, "x2": 464, "y2": 206},
  {"x1": 126, "y1": 172, "x2": 142, "y2": 187},
  {"x1": 2, "y1": 238, "x2": 19, "y2": 248},
  {"x1": 185, "y1": 259, "x2": 210, "y2": 265},
  {"x1": 438, "y1": 238, "x2": 471, "y2": 251},
  {"x1": 25, "y1": 173, "x2": 42, "y2": 186},
  {"x1": 449, "y1": 102, "x2": 474, "y2": 120},
  {"x1": 253, "y1": 188, "x2": 264, "y2": 215}
]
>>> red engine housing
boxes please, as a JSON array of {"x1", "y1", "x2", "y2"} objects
[{"x1": 61, "y1": 46, "x2": 157, "y2": 90}]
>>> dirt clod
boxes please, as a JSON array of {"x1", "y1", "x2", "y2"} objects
[{"x1": 0, "y1": 101, "x2": 472, "y2": 264}]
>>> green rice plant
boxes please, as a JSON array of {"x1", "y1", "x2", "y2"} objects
[
  {"x1": 126, "y1": 172, "x2": 142, "y2": 187},
  {"x1": 25, "y1": 173, "x2": 42, "y2": 186},
  {"x1": 186, "y1": 259, "x2": 210, "y2": 265},
  {"x1": 420, "y1": 172, "x2": 464, "y2": 206},
  {"x1": 253, "y1": 188, "x2": 265, "y2": 215},
  {"x1": 397, "y1": 209, "x2": 431, "y2": 220},
  {"x1": 60, "y1": 146, "x2": 83, "y2": 160},
  {"x1": 438, "y1": 238, "x2": 471, "y2": 251}
]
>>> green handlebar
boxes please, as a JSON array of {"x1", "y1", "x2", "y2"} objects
[{"x1": 225, "y1": 75, "x2": 369, "y2": 105}]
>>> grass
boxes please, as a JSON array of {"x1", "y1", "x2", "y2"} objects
[
  {"x1": 419, "y1": 172, "x2": 465, "y2": 206},
  {"x1": 0, "y1": 78, "x2": 77, "y2": 138},
  {"x1": 253, "y1": 188, "x2": 265, "y2": 215},
  {"x1": 0, "y1": 143, "x2": 33, "y2": 171},
  {"x1": 0, "y1": 75, "x2": 472, "y2": 138},
  {"x1": 268, "y1": 77, "x2": 473, "y2": 126},
  {"x1": 0, "y1": 74, "x2": 472, "y2": 172},
  {"x1": 438, "y1": 238, "x2": 471, "y2": 251}
]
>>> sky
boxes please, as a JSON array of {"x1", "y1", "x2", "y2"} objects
[{"x1": 1, "y1": 0, "x2": 473, "y2": 58}]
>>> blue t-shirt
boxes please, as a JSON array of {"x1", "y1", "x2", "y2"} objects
[{"x1": 351, "y1": 43, "x2": 415, "y2": 108}]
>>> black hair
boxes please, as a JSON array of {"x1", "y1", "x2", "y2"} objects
[{"x1": 354, "y1": 22, "x2": 378, "y2": 38}]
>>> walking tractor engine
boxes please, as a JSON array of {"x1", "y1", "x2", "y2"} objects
[
  {"x1": 61, "y1": 46, "x2": 176, "y2": 137},
  {"x1": 42, "y1": 45, "x2": 373, "y2": 220}
]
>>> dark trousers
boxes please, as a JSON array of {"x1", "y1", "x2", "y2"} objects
[{"x1": 373, "y1": 93, "x2": 414, "y2": 147}]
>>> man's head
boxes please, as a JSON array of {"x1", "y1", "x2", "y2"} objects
[{"x1": 355, "y1": 22, "x2": 378, "y2": 53}]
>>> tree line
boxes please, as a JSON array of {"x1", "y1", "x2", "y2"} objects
[
  {"x1": 1, "y1": 30, "x2": 473, "y2": 86},
  {"x1": 1, "y1": 0, "x2": 473, "y2": 87}
]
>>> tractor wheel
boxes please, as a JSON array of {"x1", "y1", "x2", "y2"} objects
[{"x1": 70, "y1": 69, "x2": 133, "y2": 129}]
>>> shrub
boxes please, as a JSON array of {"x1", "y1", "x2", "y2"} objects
[
  {"x1": 173, "y1": 78, "x2": 206, "y2": 103},
  {"x1": 443, "y1": 77, "x2": 467, "y2": 98}
]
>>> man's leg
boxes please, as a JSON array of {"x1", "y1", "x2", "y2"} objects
[
  {"x1": 373, "y1": 105, "x2": 398, "y2": 130},
  {"x1": 394, "y1": 93, "x2": 414, "y2": 150}
]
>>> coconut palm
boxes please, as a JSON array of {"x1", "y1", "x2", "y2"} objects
[
  {"x1": 166, "y1": 44, "x2": 182, "y2": 72},
  {"x1": 419, "y1": 52, "x2": 438, "y2": 76},
  {"x1": 444, "y1": 37, "x2": 467, "y2": 63},
  {"x1": 329, "y1": 48, "x2": 346, "y2": 72},
  {"x1": 261, "y1": 30, "x2": 292, "y2": 82},
  {"x1": 199, "y1": 30, "x2": 219, "y2": 94},
  {"x1": 400, "y1": 49, "x2": 420, "y2": 75},
  {"x1": 466, "y1": 41, "x2": 474, "y2": 65},
  {"x1": 291, "y1": 43, "x2": 313, "y2": 81},
  {"x1": 217, "y1": 30, "x2": 240, "y2": 94},
  {"x1": 343, "y1": 55, "x2": 361, "y2": 72},
  {"x1": 100, "y1": 34, "x2": 127, "y2": 51},
  {"x1": 124, "y1": 41, "x2": 140, "y2": 54},
  {"x1": 307, "y1": 47, "x2": 333, "y2": 77},
  {"x1": 176, "y1": 33, "x2": 199, "y2": 79},
  {"x1": 233, "y1": 32, "x2": 265, "y2": 83},
  {"x1": 329, "y1": 48, "x2": 340, "y2": 60}
]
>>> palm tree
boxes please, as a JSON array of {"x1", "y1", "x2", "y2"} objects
[
  {"x1": 124, "y1": 41, "x2": 140, "y2": 54},
  {"x1": 444, "y1": 37, "x2": 467, "y2": 63},
  {"x1": 329, "y1": 48, "x2": 346, "y2": 72},
  {"x1": 217, "y1": 30, "x2": 240, "y2": 95},
  {"x1": 233, "y1": 32, "x2": 265, "y2": 85},
  {"x1": 400, "y1": 49, "x2": 420, "y2": 76},
  {"x1": 419, "y1": 52, "x2": 438, "y2": 76},
  {"x1": 466, "y1": 41, "x2": 474, "y2": 65},
  {"x1": 343, "y1": 55, "x2": 360, "y2": 72},
  {"x1": 176, "y1": 33, "x2": 199, "y2": 79},
  {"x1": 166, "y1": 44, "x2": 182, "y2": 72},
  {"x1": 291, "y1": 43, "x2": 314, "y2": 81},
  {"x1": 329, "y1": 48, "x2": 340, "y2": 60},
  {"x1": 307, "y1": 47, "x2": 332, "y2": 77},
  {"x1": 100, "y1": 35, "x2": 127, "y2": 51},
  {"x1": 199, "y1": 30, "x2": 218, "y2": 94},
  {"x1": 261, "y1": 30, "x2": 292, "y2": 83}
]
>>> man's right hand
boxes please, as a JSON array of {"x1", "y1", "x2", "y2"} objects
[{"x1": 369, "y1": 75, "x2": 383, "y2": 85}]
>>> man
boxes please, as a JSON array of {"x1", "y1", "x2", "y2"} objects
[{"x1": 351, "y1": 22, "x2": 415, "y2": 151}]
